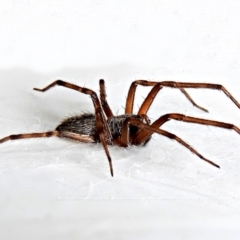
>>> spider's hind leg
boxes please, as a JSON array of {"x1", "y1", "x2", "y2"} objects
[
  {"x1": 57, "y1": 131, "x2": 96, "y2": 143},
  {"x1": 0, "y1": 131, "x2": 60, "y2": 144}
]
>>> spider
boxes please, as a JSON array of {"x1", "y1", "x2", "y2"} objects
[{"x1": 0, "y1": 79, "x2": 240, "y2": 176}]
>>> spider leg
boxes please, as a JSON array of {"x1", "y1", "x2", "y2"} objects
[
  {"x1": 99, "y1": 79, "x2": 114, "y2": 118},
  {"x1": 0, "y1": 131, "x2": 60, "y2": 143},
  {"x1": 0, "y1": 130, "x2": 113, "y2": 174},
  {"x1": 58, "y1": 131, "x2": 96, "y2": 143},
  {"x1": 113, "y1": 118, "x2": 132, "y2": 147},
  {"x1": 135, "y1": 81, "x2": 240, "y2": 115},
  {"x1": 99, "y1": 132, "x2": 113, "y2": 176},
  {"x1": 63, "y1": 131, "x2": 113, "y2": 176},
  {"x1": 180, "y1": 88, "x2": 208, "y2": 112},
  {"x1": 127, "y1": 118, "x2": 220, "y2": 168},
  {"x1": 125, "y1": 80, "x2": 208, "y2": 114},
  {"x1": 111, "y1": 115, "x2": 151, "y2": 147},
  {"x1": 34, "y1": 80, "x2": 112, "y2": 142},
  {"x1": 59, "y1": 131, "x2": 113, "y2": 176},
  {"x1": 113, "y1": 115, "x2": 152, "y2": 148},
  {"x1": 134, "y1": 113, "x2": 240, "y2": 147},
  {"x1": 34, "y1": 80, "x2": 114, "y2": 176}
]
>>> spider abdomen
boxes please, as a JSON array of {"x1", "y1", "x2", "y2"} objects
[
  {"x1": 55, "y1": 113, "x2": 150, "y2": 145},
  {"x1": 56, "y1": 113, "x2": 98, "y2": 140}
]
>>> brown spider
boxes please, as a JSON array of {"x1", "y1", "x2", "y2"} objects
[{"x1": 0, "y1": 79, "x2": 240, "y2": 176}]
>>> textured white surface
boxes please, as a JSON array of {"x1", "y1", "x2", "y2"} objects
[{"x1": 1, "y1": 1, "x2": 240, "y2": 239}]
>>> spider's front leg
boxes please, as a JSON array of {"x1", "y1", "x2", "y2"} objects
[
  {"x1": 125, "y1": 80, "x2": 209, "y2": 114},
  {"x1": 126, "y1": 80, "x2": 240, "y2": 116},
  {"x1": 139, "y1": 81, "x2": 240, "y2": 115}
]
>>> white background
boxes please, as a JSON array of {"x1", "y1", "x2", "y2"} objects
[{"x1": 0, "y1": 1, "x2": 240, "y2": 239}]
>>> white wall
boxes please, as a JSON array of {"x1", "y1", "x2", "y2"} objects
[{"x1": 0, "y1": 1, "x2": 240, "y2": 239}]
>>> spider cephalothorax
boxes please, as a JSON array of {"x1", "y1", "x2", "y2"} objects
[{"x1": 0, "y1": 79, "x2": 240, "y2": 176}]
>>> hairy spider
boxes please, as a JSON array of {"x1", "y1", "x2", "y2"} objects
[{"x1": 0, "y1": 79, "x2": 240, "y2": 176}]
